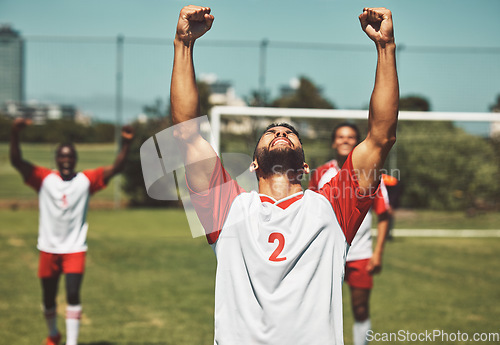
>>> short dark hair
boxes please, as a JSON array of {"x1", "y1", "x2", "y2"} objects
[
  {"x1": 55, "y1": 142, "x2": 78, "y2": 159},
  {"x1": 253, "y1": 122, "x2": 304, "y2": 160},
  {"x1": 331, "y1": 122, "x2": 361, "y2": 144}
]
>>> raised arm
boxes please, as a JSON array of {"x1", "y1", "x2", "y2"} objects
[
  {"x1": 102, "y1": 125, "x2": 134, "y2": 184},
  {"x1": 171, "y1": 5, "x2": 217, "y2": 193},
  {"x1": 352, "y1": 8, "x2": 399, "y2": 194},
  {"x1": 10, "y1": 118, "x2": 34, "y2": 181}
]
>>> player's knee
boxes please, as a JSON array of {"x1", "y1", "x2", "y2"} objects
[
  {"x1": 353, "y1": 305, "x2": 369, "y2": 321},
  {"x1": 65, "y1": 274, "x2": 82, "y2": 305},
  {"x1": 42, "y1": 285, "x2": 58, "y2": 309}
]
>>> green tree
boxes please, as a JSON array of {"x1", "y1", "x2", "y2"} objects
[
  {"x1": 488, "y1": 93, "x2": 500, "y2": 209},
  {"x1": 271, "y1": 77, "x2": 335, "y2": 109},
  {"x1": 397, "y1": 122, "x2": 499, "y2": 210},
  {"x1": 91, "y1": 122, "x2": 115, "y2": 142},
  {"x1": 246, "y1": 90, "x2": 271, "y2": 107},
  {"x1": 399, "y1": 95, "x2": 431, "y2": 111},
  {"x1": 390, "y1": 95, "x2": 499, "y2": 211},
  {"x1": 198, "y1": 80, "x2": 212, "y2": 116},
  {"x1": 0, "y1": 115, "x2": 12, "y2": 141},
  {"x1": 19, "y1": 119, "x2": 91, "y2": 143},
  {"x1": 489, "y1": 94, "x2": 500, "y2": 112},
  {"x1": 121, "y1": 80, "x2": 213, "y2": 207}
]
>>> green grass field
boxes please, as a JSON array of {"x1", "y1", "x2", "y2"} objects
[
  {"x1": 2, "y1": 142, "x2": 500, "y2": 344},
  {"x1": 1, "y1": 208, "x2": 500, "y2": 345}
]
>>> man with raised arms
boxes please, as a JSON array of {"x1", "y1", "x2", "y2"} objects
[
  {"x1": 170, "y1": 5, "x2": 398, "y2": 344},
  {"x1": 10, "y1": 119, "x2": 134, "y2": 345}
]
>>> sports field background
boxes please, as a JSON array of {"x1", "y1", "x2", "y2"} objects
[{"x1": 1, "y1": 143, "x2": 499, "y2": 344}]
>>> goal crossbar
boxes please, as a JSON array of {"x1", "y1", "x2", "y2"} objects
[{"x1": 209, "y1": 106, "x2": 499, "y2": 152}]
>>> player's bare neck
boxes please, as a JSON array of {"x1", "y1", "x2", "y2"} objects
[
  {"x1": 60, "y1": 171, "x2": 77, "y2": 181},
  {"x1": 258, "y1": 175, "x2": 303, "y2": 201}
]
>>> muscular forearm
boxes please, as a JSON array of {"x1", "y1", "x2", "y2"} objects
[
  {"x1": 368, "y1": 43, "x2": 399, "y2": 148},
  {"x1": 353, "y1": 44, "x2": 398, "y2": 192},
  {"x1": 171, "y1": 37, "x2": 200, "y2": 125},
  {"x1": 170, "y1": 5, "x2": 216, "y2": 193}
]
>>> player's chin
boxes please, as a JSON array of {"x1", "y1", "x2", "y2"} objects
[{"x1": 338, "y1": 148, "x2": 353, "y2": 156}]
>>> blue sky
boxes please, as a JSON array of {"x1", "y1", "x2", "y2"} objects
[{"x1": 1, "y1": 0, "x2": 499, "y2": 124}]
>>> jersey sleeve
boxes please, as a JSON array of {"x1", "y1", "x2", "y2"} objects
[
  {"x1": 25, "y1": 166, "x2": 53, "y2": 192},
  {"x1": 373, "y1": 179, "x2": 390, "y2": 215},
  {"x1": 187, "y1": 157, "x2": 245, "y2": 244},
  {"x1": 308, "y1": 165, "x2": 321, "y2": 191},
  {"x1": 82, "y1": 167, "x2": 107, "y2": 194},
  {"x1": 316, "y1": 152, "x2": 378, "y2": 245}
]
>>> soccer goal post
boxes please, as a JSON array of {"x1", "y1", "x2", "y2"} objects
[
  {"x1": 209, "y1": 106, "x2": 500, "y2": 212},
  {"x1": 209, "y1": 106, "x2": 497, "y2": 152}
]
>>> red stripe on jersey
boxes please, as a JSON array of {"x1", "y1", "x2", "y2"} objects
[
  {"x1": 259, "y1": 195, "x2": 275, "y2": 204},
  {"x1": 259, "y1": 193, "x2": 304, "y2": 210},
  {"x1": 26, "y1": 166, "x2": 53, "y2": 191},
  {"x1": 308, "y1": 160, "x2": 338, "y2": 191},
  {"x1": 315, "y1": 152, "x2": 376, "y2": 245},
  {"x1": 275, "y1": 194, "x2": 303, "y2": 209},
  {"x1": 82, "y1": 167, "x2": 107, "y2": 194},
  {"x1": 188, "y1": 157, "x2": 245, "y2": 244}
]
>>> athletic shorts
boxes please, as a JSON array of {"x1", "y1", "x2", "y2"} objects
[
  {"x1": 344, "y1": 258, "x2": 373, "y2": 289},
  {"x1": 38, "y1": 251, "x2": 86, "y2": 278}
]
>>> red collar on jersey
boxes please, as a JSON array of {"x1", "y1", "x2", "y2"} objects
[{"x1": 259, "y1": 192, "x2": 304, "y2": 210}]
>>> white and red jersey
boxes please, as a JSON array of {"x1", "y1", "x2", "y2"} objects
[
  {"x1": 189, "y1": 153, "x2": 375, "y2": 345},
  {"x1": 26, "y1": 166, "x2": 107, "y2": 254},
  {"x1": 309, "y1": 159, "x2": 389, "y2": 262}
]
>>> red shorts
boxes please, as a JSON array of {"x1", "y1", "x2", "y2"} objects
[
  {"x1": 38, "y1": 251, "x2": 86, "y2": 279},
  {"x1": 344, "y1": 258, "x2": 373, "y2": 289}
]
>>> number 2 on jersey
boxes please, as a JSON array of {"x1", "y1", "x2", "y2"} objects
[{"x1": 268, "y1": 232, "x2": 286, "y2": 262}]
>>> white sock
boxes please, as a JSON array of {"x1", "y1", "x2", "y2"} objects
[
  {"x1": 353, "y1": 319, "x2": 371, "y2": 345},
  {"x1": 65, "y1": 304, "x2": 82, "y2": 345},
  {"x1": 43, "y1": 306, "x2": 59, "y2": 337}
]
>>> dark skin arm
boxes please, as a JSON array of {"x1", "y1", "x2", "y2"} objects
[
  {"x1": 102, "y1": 125, "x2": 134, "y2": 185},
  {"x1": 10, "y1": 118, "x2": 34, "y2": 181}
]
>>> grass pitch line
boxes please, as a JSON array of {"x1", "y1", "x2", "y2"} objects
[{"x1": 372, "y1": 229, "x2": 500, "y2": 237}]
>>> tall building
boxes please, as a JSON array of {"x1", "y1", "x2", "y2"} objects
[{"x1": 0, "y1": 25, "x2": 24, "y2": 105}]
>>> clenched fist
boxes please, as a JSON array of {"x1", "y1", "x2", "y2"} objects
[
  {"x1": 359, "y1": 8, "x2": 395, "y2": 47},
  {"x1": 176, "y1": 5, "x2": 214, "y2": 43},
  {"x1": 121, "y1": 125, "x2": 134, "y2": 142},
  {"x1": 12, "y1": 118, "x2": 32, "y2": 133}
]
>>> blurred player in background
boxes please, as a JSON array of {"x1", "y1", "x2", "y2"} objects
[
  {"x1": 309, "y1": 123, "x2": 391, "y2": 345},
  {"x1": 169, "y1": 5, "x2": 398, "y2": 344},
  {"x1": 10, "y1": 118, "x2": 134, "y2": 345}
]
